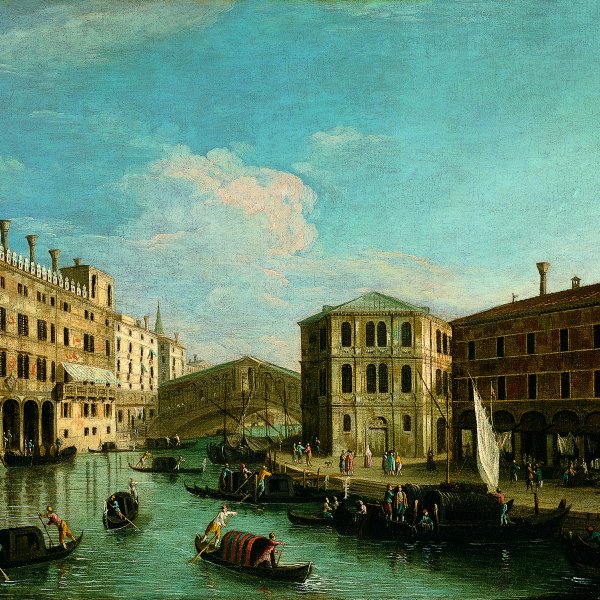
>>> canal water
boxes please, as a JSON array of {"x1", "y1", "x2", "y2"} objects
[{"x1": 0, "y1": 437, "x2": 595, "y2": 599}]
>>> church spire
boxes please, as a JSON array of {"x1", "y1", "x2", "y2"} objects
[{"x1": 155, "y1": 301, "x2": 164, "y2": 335}]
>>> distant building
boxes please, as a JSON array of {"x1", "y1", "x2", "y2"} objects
[
  {"x1": 185, "y1": 354, "x2": 212, "y2": 375},
  {"x1": 0, "y1": 220, "x2": 117, "y2": 453},
  {"x1": 154, "y1": 302, "x2": 186, "y2": 384},
  {"x1": 299, "y1": 292, "x2": 452, "y2": 458},
  {"x1": 152, "y1": 355, "x2": 301, "y2": 439},
  {"x1": 452, "y1": 263, "x2": 600, "y2": 468}
]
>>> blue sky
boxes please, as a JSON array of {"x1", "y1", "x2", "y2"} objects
[{"x1": 1, "y1": 0, "x2": 600, "y2": 369}]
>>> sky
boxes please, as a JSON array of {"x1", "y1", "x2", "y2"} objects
[{"x1": 1, "y1": 0, "x2": 600, "y2": 370}]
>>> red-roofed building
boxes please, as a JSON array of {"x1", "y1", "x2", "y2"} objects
[{"x1": 451, "y1": 263, "x2": 600, "y2": 468}]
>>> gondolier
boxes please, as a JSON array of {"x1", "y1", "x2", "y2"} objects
[
  {"x1": 43, "y1": 506, "x2": 77, "y2": 549},
  {"x1": 199, "y1": 504, "x2": 237, "y2": 546}
]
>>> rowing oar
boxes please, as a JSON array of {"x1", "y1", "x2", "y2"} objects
[
  {"x1": 0, "y1": 566, "x2": 9, "y2": 581},
  {"x1": 37, "y1": 513, "x2": 54, "y2": 547},
  {"x1": 121, "y1": 515, "x2": 138, "y2": 530},
  {"x1": 190, "y1": 532, "x2": 218, "y2": 564}
]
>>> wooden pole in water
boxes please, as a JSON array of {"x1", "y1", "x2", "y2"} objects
[{"x1": 534, "y1": 492, "x2": 539, "y2": 516}]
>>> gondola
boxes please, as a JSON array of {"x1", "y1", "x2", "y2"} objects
[
  {"x1": 562, "y1": 533, "x2": 600, "y2": 577},
  {"x1": 287, "y1": 510, "x2": 335, "y2": 526},
  {"x1": 128, "y1": 456, "x2": 205, "y2": 474},
  {"x1": 0, "y1": 526, "x2": 83, "y2": 569},
  {"x1": 194, "y1": 531, "x2": 313, "y2": 583},
  {"x1": 103, "y1": 490, "x2": 139, "y2": 530},
  {"x1": 89, "y1": 442, "x2": 133, "y2": 453},
  {"x1": 3, "y1": 445, "x2": 77, "y2": 467},
  {"x1": 184, "y1": 472, "x2": 324, "y2": 504}
]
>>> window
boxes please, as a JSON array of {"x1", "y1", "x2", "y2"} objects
[
  {"x1": 92, "y1": 427, "x2": 97, "y2": 435},
  {"x1": 560, "y1": 328, "x2": 569, "y2": 352},
  {"x1": 106, "y1": 340, "x2": 110, "y2": 356},
  {"x1": 91, "y1": 274, "x2": 97, "y2": 298},
  {"x1": 83, "y1": 404, "x2": 89, "y2": 417},
  {"x1": 91, "y1": 404, "x2": 97, "y2": 417},
  {"x1": 401, "y1": 322, "x2": 412, "y2": 347},
  {"x1": 51, "y1": 361, "x2": 55, "y2": 382},
  {"x1": 378, "y1": 364, "x2": 389, "y2": 393},
  {"x1": 63, "y1": 429, "x2": 69, "y2": 438},
  {"x1": 343, "y1": 414, "x2": 351, "y2": 432},
  {"x1": 401, "y1": 365, "x2": 412, "y2": 393},
  {"x1": 107, "y1": 284, "x2": 112, "y2": 306},
  {"x1": 50, "y1": 296, "x2": 55, "y2": 306},
  {"x1": 106, "y1": 426, "x2": 111, "y2": 434},
  {"x1": 497, "y1": 336, "x2": 505, "y2": 358},
  {"x1": 118, "y1": 410, "x2": 123, "y2": 423},
  {"x1": 37, "y1": 319, "x2": 47, "y2": 341},
  {"x1": 443, "y1": 371, "x2": 449, "y2": 396},
  {"x1": 528, "y1": 374, "x2": 537, "y2": 400},
  {"x1": 0, "y1": 307, "x2": 5, "y2": 332},
  {"x1": 443, "y1": 333, "x2": 448, "y2": 354},
  {"x1": 526, "y1": 332, "x2": 535, "y2": 355},
  {"x1": 341, "y1": 322, "x2": 352, "y2": 347},
  {"x1": 50, "y1": 324, "x2": 55, "y2": 343},
  {"x1": 403, "y1": 415, "x2": 412, "y2": 431},
  {"x1": 63, "y1": 302, "x2": 69, "y2": 312},
  {"x1": 498, "y1": 376, "x2": 506, "y2": 400},
  {"x1": 436, "y1": 330, "x2": 442, "y2": 353},
  {"x1": 0, "y1": 351, "x2": 5, "y2": 377},
  {"x1": 17, "y1": 283, "x2": 22, "y2": 294},
  {"x1": 319, "y1": 368, "x2": 327, "y2": 396},
  {"x1": 104, "y1": 404, "x2": 111, "y2": 418},
  {"x1": 83, "y1": 334, "x2": 95, "y2": 353},
  {"x1": 17, "y1": 353, "x2": 29, "y2": 379},
  {"x1": 90, "y1": 312, "x2": 94, "y2": 322},
  {"x1": 128, "y1": 342, "x2": 132, "y2": 353},
  {"x1": 595, "y1": 371, "x2": 600, "y2": 398},
  {"x1": 366, "y1": 321, "x2": 375, "y2": 347},
  {"x1": 18, "y1": 313, "x2": 29, "y2": 336},
  {"x1": 84, "y1": 310, "x2": 88, "y2": 320},
  {"x1": 84, "y1": 427, "x2": 89, "y2": 436},
  {"x1": 435, "y1": 369, "x2": 442, "y2": 395},
  {"x1": 63, "y1": 328, "x2": 70, "y2": 346},
  {"x1": 341, "y1": 364, "x2": 353, "y2": 393},
  {"x1": 319, "y1": 326, "x2": 327, "y2": 350},
  {"x1": 468, "y1": 341, "x2": 475, "y2": 360},
  {"x1": 0, "y1": 276, "x2": 4, "y2": 288},
  {"x1": 377, "y1": 322, "x2": 387, "y2": 347},
  {"x1": 36, "y1": 357, "x2": 47, "y2": 381},
  {"x1": 366, "y1": 364, "x2": 376, "y2": 393},
  {"x1": 62, "y1": 402, "x2": 69, "y2": 418},
  {"x1": 468, "y1": 383, "x2": 474, "y2": 402},
  {"x1": 561, "y1": 372, "x2": 570, "y2": 399}
]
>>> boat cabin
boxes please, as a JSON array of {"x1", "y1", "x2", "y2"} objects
[
  {"x1": 421, "y1": 490, "x2": 504, "y2": 524},
  {"x1": 0, "y1": 527, "x2": 46, "y2": 563},
  {"x1": 217, "y1": 531, "x2": 274, "y2": 567}
]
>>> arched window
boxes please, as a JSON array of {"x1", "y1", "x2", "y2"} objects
[
  {"x1": 436, "y1": 330, "x2": 442, "y2": 353},
  {"x1": 341, "y1": 322, "x2": 352, "y2": 347},
  {"x1": 91, "y1": 274, "x2": 97, "y2": 298},
  {"x1": 343, "y1": 413, "x2": 352, "y2": 432},
  {"x1": 377, "y1": 321, "x2": 387, "y2": 347},
  {"x1": 341, "y1": 364, "x2": 353, "y2": 393},
  {"x1": 443, "y1": 371, "x2": 449, "y2": 395},
  {"x1": 379, "y1": 364, "x2": 389, "y2": 393},
  {"x1": 401, "y1": 365, "x2": 412, "y2": 393},
  {"x1": 435, "y1": 369, "x2": 442, "y2": 395},
  {"x1": 366, "y1": 364, "x2": 376, "y2": 393},
  {"x1": 442, "y1": 333, "x2": 448, "y2": 354},
  {"x1": 401, "y1": 322, "x2": 412, "y2": 347},
  {"x1": 366, "y1": 321, "x2": 375, "y2": 347}
]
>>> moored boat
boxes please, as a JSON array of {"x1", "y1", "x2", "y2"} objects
[
  {"x1": 103, "y1": 490, "x2": 139, "y2": 530},
  {"x1": 89, "y1": 442, "x2": 133, "y2": 454},
  {"x1": 195, "y1": 531, "x2": 312, "y2": 583},
  {"x1": 0, "y1": 526, "x2": 82, "y2": 569},
  {"x1": 3, "y1": 445, "x2": 77, "y2": 467},
  {"x1": 287, "y1": 510, "x2": 334, "y2": 526},
  {"x1": 129, "y1": 456, "x2": 205, "y2": 474},
  {"x1": 562, "y1": 533, "x2": 600, "y2": 577}
]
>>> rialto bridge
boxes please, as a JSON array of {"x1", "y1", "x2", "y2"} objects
[{"x1": 149, "y1": 356, "x2": 301, "y2": 440}]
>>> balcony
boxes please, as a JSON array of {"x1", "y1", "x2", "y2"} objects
[{"x1": 55, "y1": 382, "x2": 116, "y2": 402}]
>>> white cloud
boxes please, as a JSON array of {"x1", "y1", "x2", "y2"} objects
[
  {"x1": 0, "y1": 157, "x2": 25, "y2": 172},
  {"x1": 311, "y1": 126, "x2": 388, "y2": 147}
]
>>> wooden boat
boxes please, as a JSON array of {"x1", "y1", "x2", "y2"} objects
[
  {"x1": 3, "y1": 445, "x2": 77, "y2": 467},
  {"x1": 185, "y1": 473, "x2": 323, "y2": 504},
  {"x1": 103, "y1": 490, "x2": 139, "y2": 530},
  {"x1": 287, "y1": 510, "x2": 335, "y2": 526},
  {"x1": 207, "y1": 434, "x2": 269, "y2": 466},
  {"x1": 195, "y1": 531, "x2": 312, "y2": 583},
  {"x1": 0, "y1": 526, "x2": 83, "y2": 569},
  {"x1": 89, "y1": 442, "x2": 133, "y2": 454},
  {"x1": 562, "y1": 533, "x2": 600, "y2": 577},
  {"x1": 128, "y1": 456, "x2": 205, "y2": 474}
]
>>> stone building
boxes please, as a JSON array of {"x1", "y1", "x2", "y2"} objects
[
  {"x1": 152, "y1": 355, "x2": 301, "y2": 440},
  {"x1": 451, "y1": 263, "x2": 600, "y2": 468},
  {"x1": 185, "y1": 354, "x2": 212, "y2": 375},
  {"x1": 0, "y1": 220, "x2": 118, "y2": 453},
  {"x1": 154, "y1": 302, "x2": 186, "y2": 384},
  {"x1": 113, "y1": 312, "x2": 159, "y2": 446},
  {"x1": 299, "y1": 292, "x2": 452, "y2": 458}
]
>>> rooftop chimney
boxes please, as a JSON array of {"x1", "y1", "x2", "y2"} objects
[
  {"x1": 536, "y1": 262, "x2": 550, "y2": 296},
  {"x1": 0, "y1": 220, "x2": 11, "y2": 253},
  {"x1": 26, "y1": 234, "x2": 38, "y2": 263},
  {"x1": 73, "y1": 257, "x2": 82, "y2": 267},
  {"x1": 571, "y1": 276, "x2": 581, "y2": 289},
  {"x1": 174, "y1": 332, "x2": 180, "y2": 344},
  {"x1": 49, "y1": 249, "x2": 61, "y2": 273},
  {"x1": 143, "y1": 315, "x2": 149, "y2": 330}
]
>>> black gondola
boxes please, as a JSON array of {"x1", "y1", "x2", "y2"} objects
[
  {"x1": 128, "y1": 456, "x2": 205, "y2": 474},
  {"x1": 184, "y1": 472, "x2": 323, "y2": 504},
  {"x1": 195, "y1": 531, "x2": 312, "y2": 583},
  {"x1": 562, "y1": 533, "x2": 600, "y2": 577},
  {"x1": 103, "y1": 491, "x2": 139, "y2": 530},
  {"x1": 0, "y1": 526, "x2": 82, "y2": 569},
  {"x1": 287, "y1": 510, "x2": 335, "y2": 526},
  {"x1": 89, "y1": 442, "x2": 133, "y2": 453},
  {"x1": 3, "y1": 445, "x2": 77, "y2": 467}
]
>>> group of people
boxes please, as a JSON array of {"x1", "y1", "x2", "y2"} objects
[
  {"x1": 219, "y1": 463, "x2": 272, "y2": 498},
  {"x1": 291, "y1": 441, "x2": 315, "y2": 466},
  {"x1": 381, "y1": 483, "x2": 408, "y2": 522},
  {"x1": 339, "y1": 449, "x2": 355, "y2": 475},
  {"x1": 382, "y1": 451, "x2": 402, "y2": 476},
  {"x1": 321, "y1": 495, "x2": 339, "y2": 519}
]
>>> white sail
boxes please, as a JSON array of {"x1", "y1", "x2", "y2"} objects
[{"x1": 473, "y1": 381, "x2": 500, "y2": 492}]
